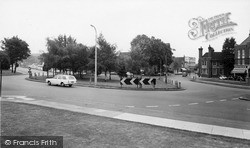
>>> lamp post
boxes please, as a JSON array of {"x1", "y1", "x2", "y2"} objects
[
  {"x1": 90, "y1": 24, "x2": 98, "y2": 86},
  {"x1": 0, "y1": 60, "x2": 2, "y2": 97}
]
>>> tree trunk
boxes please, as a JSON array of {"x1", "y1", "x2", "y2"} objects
[
  {"x1": 11, "y1": 64, "x2": 14, "y2": 73},
  {"x1": 105, "y1": 71, "x2": 107, "y2": 82},
  {"x1": 14, "y1": 62, "x2": 17, "y2": 73},
  {"x1": 109, "y1": 71, "x2": 111, "y2": 80}
]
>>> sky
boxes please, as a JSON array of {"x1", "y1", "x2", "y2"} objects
[{"x1": 0, "y1": 0, "x2": 250, "y2": 62}]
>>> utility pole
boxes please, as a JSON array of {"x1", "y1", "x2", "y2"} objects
[{"x1": 90, "y1": 24, "x2": 98, "y2": 86}]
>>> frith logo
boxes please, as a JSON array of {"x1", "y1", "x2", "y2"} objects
[{"x1": 188, "y1": 12, "x2": 237, "y2": 41}]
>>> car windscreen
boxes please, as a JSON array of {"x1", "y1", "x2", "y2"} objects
[{"x1": 69, "y1": 76, "x2": 76, "y2": 80}]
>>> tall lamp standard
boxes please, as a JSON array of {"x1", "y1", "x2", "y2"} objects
[
  {"x1": 90, "y1": 24, "x2": 98, "y2": 86},
  {"x1": 0, "y1": 60, "x2": 2, "y2": 97}
]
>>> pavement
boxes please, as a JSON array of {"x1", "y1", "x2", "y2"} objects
[
  {"x1": 191, "y1": 77, "x2": 250, "y2": 90},
  {"x1": 1, "y1": 95, "x2": 250, "y2": 140}
]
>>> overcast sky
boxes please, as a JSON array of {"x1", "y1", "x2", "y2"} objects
[{"x1": 0, "y1": 0, "x2": 250, "y2": 61}]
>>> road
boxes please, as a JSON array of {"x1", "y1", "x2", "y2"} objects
[{"x1": 2, "y1": 70, "x2": 250, "y2": 130}]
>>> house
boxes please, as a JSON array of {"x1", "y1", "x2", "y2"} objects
[
  {"x1": 232, "y1": 33, "x2": 250, "y2": 82},
  {"x1": 170, "y1": 56, "x2": 196, "y2": 74},
  {"x1": 198, "y1": 45, "x2": 224, "y2": 77}
]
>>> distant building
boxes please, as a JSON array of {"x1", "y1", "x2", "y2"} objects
[
  {"x1": 232, "y1": 33, "x2": 250, "y2": 81},
  {"x1": 198, "y1": 45, "x2": 224, "y2": 77},
  {"x1": 170, "y1": 56, "x2": 196, "y2": 74}
]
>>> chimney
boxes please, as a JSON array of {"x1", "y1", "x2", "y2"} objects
[
  {"x1": 198, "y1": 46, "x2": 203, "y2": 58},
  {"x1": 208, "y1": 45, "x2": 214, "y2": 57}
]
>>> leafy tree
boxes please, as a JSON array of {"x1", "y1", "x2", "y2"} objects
[
  {"x1": 130, "y1": 34, "x2": 151, "y2": 74},
  {"x1": 1, "y1": 36, "x2": 30, "y2": 73},
  {"x1": 43, "y1": 35, "x2": 89, "y2": 76},
  {"x1": 97, "y1": 34, "x2": 117, "y2": 80},
  {"x1": 130, "y1": 35, "x2": 173, "y2": 75},
  {"x1": 0, "y1": 50, "x2": 10, "y2": 70},
  {"x1": 222, "y1": 37, "x2": 236, "y2": 76}
]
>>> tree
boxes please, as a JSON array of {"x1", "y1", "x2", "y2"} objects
[
  {"x1": 1, "y1": 36, "x2": 30, "y2": 73},
  {"x1": 222, "y1": 37, "x2": 236, "y2": 76},
  {"x1": 130, "y1": 35, "x2": 173, "y2": 75},
  {"x1": 130, "y1": 34, "x2": 151, "y2": 74},
  {"x1": 0, "y1": 50, "x2": 10, "y2": 70},
  {"x1": 97, "y1": 34, "x2": 117, "y2": 80},
  {"x1": 43, "y1": 35, "x2": 89, "y2": 76}
]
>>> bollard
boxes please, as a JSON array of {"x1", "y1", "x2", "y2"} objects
[{"x1": 178, "y1": 82, "x2": 181, "y2": 88}]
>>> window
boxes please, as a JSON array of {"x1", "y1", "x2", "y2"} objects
[
  {"x1": 242, "y1": 49, "x2": 245, "y2": 59},
  {"x1": 62, "y1": 76, "x2": 67, "y2": 80},
  {"x1": 213, "y1": 61, "x2": 217, "y2": 66},
  {"x1": 212, "y1": 68, "x2": 217, "y2": 75},
  {"x1": 242, "y1": 59, "x2": 245, "y2": 65},
  {"x1": 238, "y1": 49, "x2": 241, "y2": 59}
]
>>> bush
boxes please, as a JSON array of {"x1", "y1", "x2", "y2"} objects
[{"x1": 0, "y1": 51, "x2": 10, "y2": 70}]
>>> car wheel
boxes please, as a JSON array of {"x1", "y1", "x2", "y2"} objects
[
  {"x1": 69, "y1": 84, "x2": 72, "y2": 87},
  {"x1": 48, "y1": 81, "x2": 51, "y2": 85},
  {"x1": 61, "y1": 82, "x2": 65, "y2": 87}
]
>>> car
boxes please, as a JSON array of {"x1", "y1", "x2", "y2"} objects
[
  {"x1": 219, "y1": 75, "x2": 227, "y2": 80},
  {"x1": 46, "y1": 74, "x2": 77, "y2": 87}
]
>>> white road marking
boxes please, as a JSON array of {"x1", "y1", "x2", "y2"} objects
[
  {"x1": 188, "y1": 103, "x2": 198, "y2": 105},
  {"x1": 169, "y1": 104, "x2": 180, "y2": 107},
  {"x1": 125, "y1": 106, "x2": 135, "y2": 108},
  {"x1": 206, "y1": 101, "x2": 214, "y2": 103},
  {"x1": 6, "y1": 98, "x2": 14, "y2": 100},
  {"x1": 146, "y1": 106, "x2": 158, "y2": 108},
  {"x1": 247, "y1": 108, "x2": 250, "y2": 111},
  {"x1": 20, "y1": 97, "x2": 35, "y2": 101},
  {"x1": 95, "y1": 109, "x2": 106, "y2": 113},
  {"x1": 220, "y1": 99, "x2": 227, "y2": 102}
]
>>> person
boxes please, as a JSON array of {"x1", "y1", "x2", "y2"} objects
[{"x1": 28, "y1": 67, "x2": 32, "y2": 78}]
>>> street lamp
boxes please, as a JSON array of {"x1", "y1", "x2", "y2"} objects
[
  {"x1": 90, "y1": 24, "x2": 98, "y2": 86},
  {"x1": 0, "y1": 60, "x2": 2, "y2": 97}
]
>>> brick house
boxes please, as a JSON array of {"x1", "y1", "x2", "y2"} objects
[
  {"x1": 198, "y1": 45, "x2": 224, "y2": 77},
  {"x1": 232, "y1": 33, "x2": 250, "y2": 82}
]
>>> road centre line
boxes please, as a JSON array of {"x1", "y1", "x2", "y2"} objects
[
  {"x1": 125, "y1": 106, "x2": 135, "y2": 108},
  {"x1": 169, "y1": 104, "x2": 180, "y2": 107},
  {"x1": 146, "y1": 106, "x2": 158, "y2": 108},
  {"x1": 220, "y1": 99, "x2": 227, "y2": 102},
  {"x1": 206, "y1": 101, "x2": 214, "y2": 103},
  {"x1": 188, "y1": 103, "x2": 198, "y2": 105}
]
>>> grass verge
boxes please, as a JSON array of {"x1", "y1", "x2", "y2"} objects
[
  {"x1": 1, "y1": 101, "x2": 250, "y2": 147},
  {"x1": 1, "y1": 70, "x2": 22, "y2": 76}
]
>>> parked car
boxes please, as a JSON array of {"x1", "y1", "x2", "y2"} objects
[
  {"x1": 46, "y1": 74, "x2": 77, "y2": 87},
  {"x1": 219, "y1": 75, "x2": 227, "y2": 80}
]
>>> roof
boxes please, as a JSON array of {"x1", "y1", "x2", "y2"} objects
[
  {"x1": 202, "y1": 52, "x2": 222, "y2": 60},
  {"x1": 240, "y1": 35, "x2": 250, "y2": 45}
]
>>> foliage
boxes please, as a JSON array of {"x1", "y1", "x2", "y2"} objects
[
  {"x1": 97, "y1": 34, "x2": 117, "y2": 79},
  {"x1": 40, "y1": 35, "x2": 89, "y2": 75},
  {"x1": 0, "y1": 50, "x2": 10, "y2": 70},
  {"x1": 129, "y1": 34, "x2": 173, "y2": 75},
  {"x1": 222, "y1": 37, "x2": 236, "y2": 76},
  {"x1": 1, "y1": 36, "x2": 30, "y2": 73}
]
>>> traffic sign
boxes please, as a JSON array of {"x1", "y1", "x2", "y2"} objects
[{"x1": 120, "y1": 77, "x2": 156, "y2": 86}]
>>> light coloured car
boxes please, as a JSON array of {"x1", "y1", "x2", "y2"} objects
[{"x1": 46, "y1": 74, "x2": 77, "y2": 87}]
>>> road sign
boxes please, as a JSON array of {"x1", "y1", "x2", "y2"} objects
[
  {"x1": 120, "y1": 78, "x2": 140, "y2": 85},
  {"x1": 120, "y1": 77, "x2": 156, "y2": 87},
  {"x1": 139, "y1": 78, "x2": 156, "y2": 85}
]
